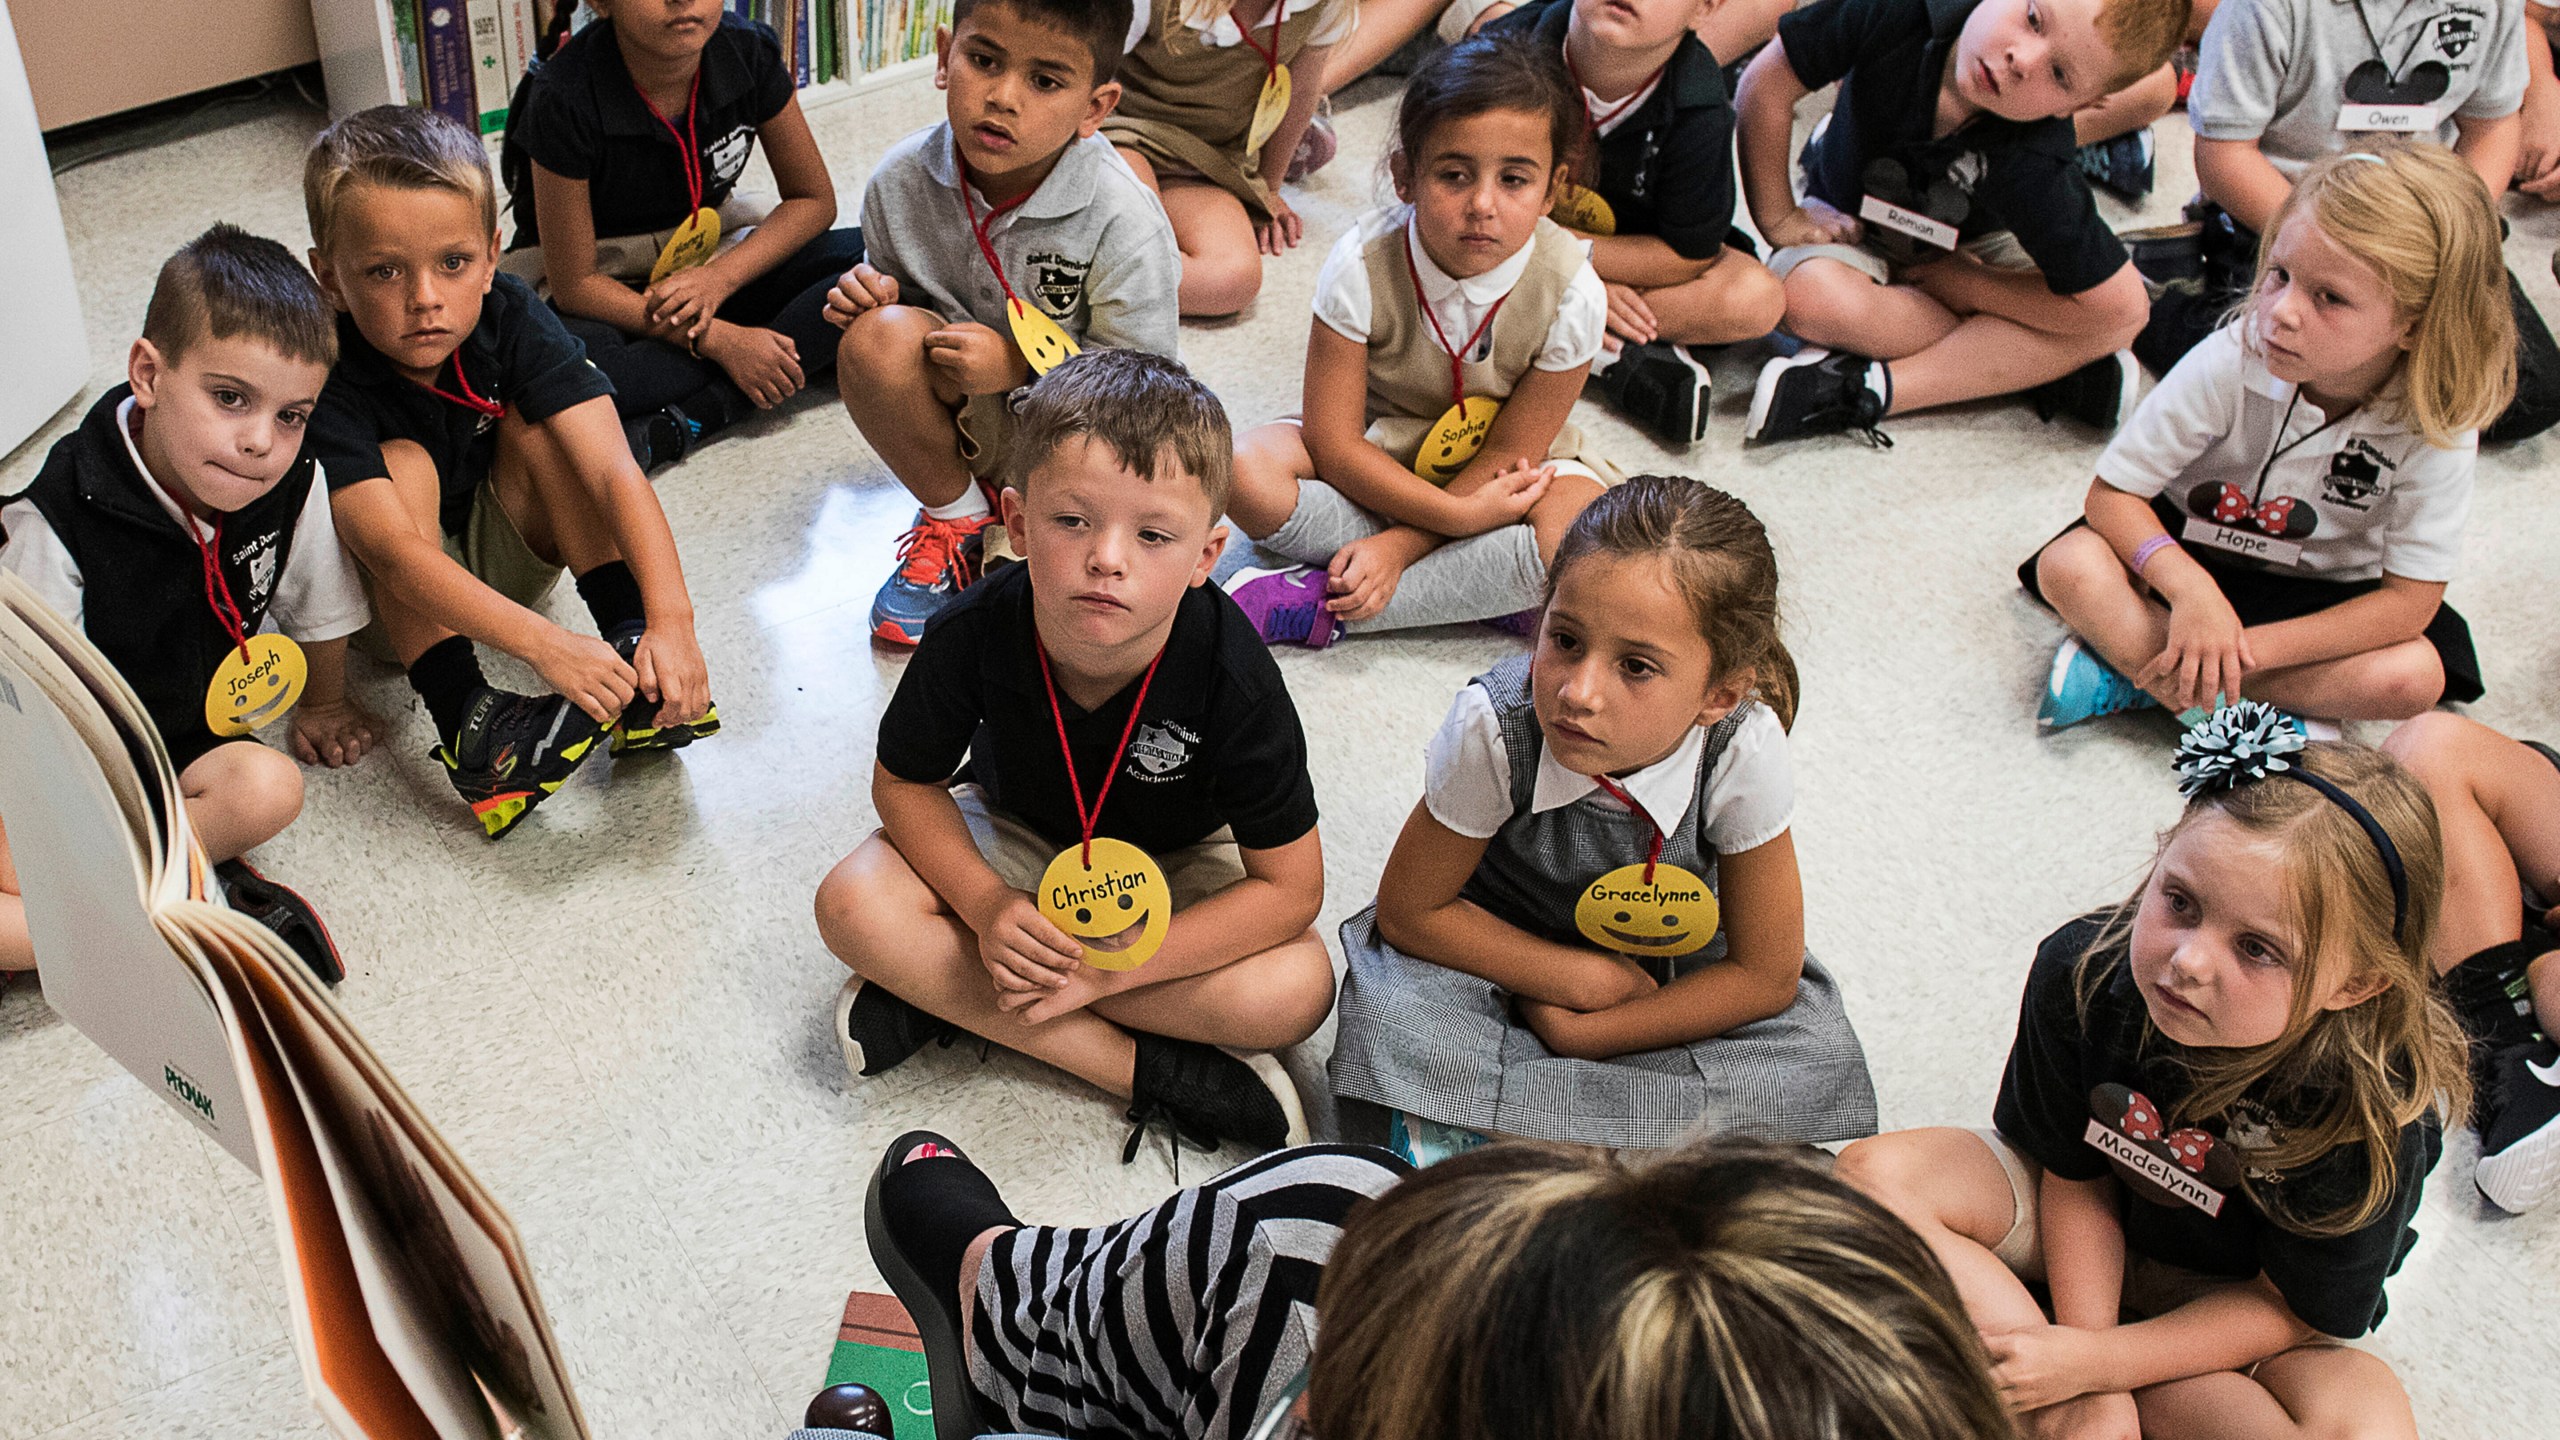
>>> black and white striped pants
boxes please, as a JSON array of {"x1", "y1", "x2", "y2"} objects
[{"x1": 967, "y1": 1145, "x2": 1409, "y2": 1440}]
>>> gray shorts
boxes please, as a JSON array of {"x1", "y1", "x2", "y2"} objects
[
  {"x1": 1768, "y1": 229, "x2": 2040, "y2": 285},
  {"x1": 950, "y1": 783, "x2": 1246, "y2": 907},
  {"x1": 1261, "y1": 479, "x2": 1546, "y2": 603}
]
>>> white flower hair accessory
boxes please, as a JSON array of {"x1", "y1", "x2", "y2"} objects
[{"x1": 2174, "y1": 701, "x2": 2306, "y2": 799}]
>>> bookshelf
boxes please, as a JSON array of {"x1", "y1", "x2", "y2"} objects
[{"x1": 309, "y1": 1, "x2": 944, "y2": 131}]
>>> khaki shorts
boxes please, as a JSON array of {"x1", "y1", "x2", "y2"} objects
[
  {"x1": 1965, "y1": 1128, "x2": 2274, "y2": 1322},
  {"x1": 951, "y1": 783, "x2": 1246, "y2": 908},
  {"x1": 352, "y1": 479, "x2": 561, "y2": 660},
  {"x1": 500, "y1": 190, "x2": 782, "y2": 290},
  {"x1": 1768, "y1": 230, "x2": 2041, "y2": 285}
]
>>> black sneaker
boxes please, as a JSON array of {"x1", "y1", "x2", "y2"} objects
[
  {"x1": 2476, "y1": 1039, "x2": 2560, "y2": 1214},
  {"x1": 1595, "y1": 341, "x2": 1713, "y2": 447},
  {"x1": 623, "y1": 404, "x2": 704, "y2": 474},
  {"x1": 2030, "y1": 351, "x2": 2140, "y2": 430},
  {"x1": 605, "y1": 628, "x2": 721, "y2": 757},
  {"x1": 2076, "y1": 128, "x2": 2156, "y2": 202},
  {"x1": 1744, "y1": 348, "x2": 1891, "y2": 446},
  {"x1": 2123, "y1": 220, "x2": 2205, "y2": 287},
  {"x1": 215, "y1": 858, "x2": 345, "y2": 985},
  {"x1": 433, "y1": 686, "x2": 604, "y2": 840},
  {"x1": 1123, "y1": 1032, "x2": 1308, "y2": 1162},
  {"x1": 836, "y1": 976, "x2": 960, "y2": 1080}
]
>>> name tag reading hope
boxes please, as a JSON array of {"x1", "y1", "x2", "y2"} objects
[{"x1": 2182, "y1": 514, "x2": 2304, "y2": 568}]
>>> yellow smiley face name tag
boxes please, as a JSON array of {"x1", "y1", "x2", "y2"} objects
[
  {"x1": 1551, "y1": 183, "x2": 1617, "y2": 236},
  {"x1": 649, "y1": 206, "x2": 723, "y2": 285},
  {"x1": 1009, "y1": 297, "x2": 1081, "y2": 376},
  {"x1": 205, "y1": 633, "x2": 308, "y2": 737},
  {"x1": 1574, "y1": 863, "x2": 1717, "y2": 959},
  {"x1": 1248, "y1": 64, "x2": 1293, "y2": 155},
  {"x1": 1039, "y1": 836, "x2": 1171, "y2": 971},
  {"x1": 1412, "y1": 395, "x2": 1501, "y2": 486}
]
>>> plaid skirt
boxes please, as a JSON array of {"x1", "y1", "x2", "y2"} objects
[{"x1": 1326, "y1": 906, "x2": 1880, "y2": 1150}]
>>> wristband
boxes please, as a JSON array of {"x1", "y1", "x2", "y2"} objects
[{"x1": 2130, "y1": 534, "x2": 2177, "y2": 575}]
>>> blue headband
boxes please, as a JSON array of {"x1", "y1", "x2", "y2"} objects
[{"x1": 2173, "y1": 703, "x2": 2409, "y2": 940}]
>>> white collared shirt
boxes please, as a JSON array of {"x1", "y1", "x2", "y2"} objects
[
  {"x1": 1124, "y1": 0, "x2": 1359, "y2": 53},
  {"x1": 1311, "y1": 204, "x2": 1608, "y2": 374},
  {"x1": 1421, "y1": 682, "x2": 1794, "y2": 855}
]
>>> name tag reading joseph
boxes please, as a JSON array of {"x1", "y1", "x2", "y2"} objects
[{"x1": 205, "y1": 633, "x2": 307, "y2": 737}]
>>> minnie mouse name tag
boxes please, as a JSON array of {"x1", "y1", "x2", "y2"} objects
[
  {"x1": 2182, "y1": 515, "x2": 2304, "y2": 568},
  {"x1": 2337, "y1": 103, "x2": 2437, "y2": 133},
  {"x1": 1857, "y1": 195, "x2": 1957, "y2": 251}
]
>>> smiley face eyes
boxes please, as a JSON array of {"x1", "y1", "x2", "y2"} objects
[
  {"x1": 1611, "y1": 911, "x2": 1681, "y2": 927},
  {"x1": 1072, "y1": 893, "x2": 1136, "y2": 926}
]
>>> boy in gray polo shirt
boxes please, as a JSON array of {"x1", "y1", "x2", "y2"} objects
[
  {"x1": 824, "y1": 0, "x2": 1180, "y2": 646},
  {"x1": 2145, "y1": 0, "x2": 2558, "y2": 440}
]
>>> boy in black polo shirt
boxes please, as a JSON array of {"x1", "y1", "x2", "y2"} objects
[
  {"x1": 1488, "y1": 0, "x2": 1786, "y2": 446},
  {"x1": 816, "y1": 351, "x2": 1330, "y2": 1159},
  {"x1": 1733, "y1": 0, "x2": 2185, "y2": 445},
  {"x1": 502, "y1": 0, "x2": 865, "y2": 470},
  {"x1": 303, "y1": 106, "x2": 718, "y2": 841},
  {"x1": 2, "y1": 224, "x2": 369, "y2": 981}
]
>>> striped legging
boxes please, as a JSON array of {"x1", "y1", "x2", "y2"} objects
[{"x1": 967, "y1": 1145, "x2": 1410, "y2": 1440}]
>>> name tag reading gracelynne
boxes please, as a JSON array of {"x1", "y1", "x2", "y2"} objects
[
  {"x1": 1858, "y1": 195, "x2": 1957, "y2": 251},
  {"x1": 2337, "y1": 103, "x2": 2437, "y2": 133},
  {"x1": 2182, "y1": 514, "x2": 2303, "y2": 568}
]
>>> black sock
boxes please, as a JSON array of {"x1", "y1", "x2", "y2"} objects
[
  {"x1": 676, "y1": 380, "x2": 746, "y2": 438},
  {"x1": 574, "y1": 561, "x2": 646, "y2": 642},
  {"x1": 407, "y1": 636, "x2": 486, "y2": 745}
]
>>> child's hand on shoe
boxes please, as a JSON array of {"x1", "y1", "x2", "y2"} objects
[
  {"x1": 822, "y1": 263, "x2": 901, "y2": 327},
  {"x1": 532, "y1": 629, "x2": 639, "y2": 725},
  {"x1": 2139, "y1": 591, "x2": 2252, "y2": 712},
  {"x1": 1257, "y1": 194, "x2": 1304, "y2": 256},
  {"x1": 1765, "y1": 198, "x2": 1861, "y2": 250},
  {"x1": 643, "y1": 265, "x2": 737, "y2": 341},
  {"x1": 924, "y1": 322, "x2": 1030, "y2": 395},
  {"x1": 973, "y1": 893, "x2": 1085, "y2": 995},
  {"x1": 701, "y1": 324, "x2": 805, "y2": 407},
  {"x1": 631, "y1": 623, "x2": 713, "y2": 728},
  {"x1": 289, "y1": 697, "x2": 380, "y2": 768},
  {"x1": 1603, "y1": 284, "x2": 1659, "y2": 345},
  {"x1": 1456, "y1": 460, "x2": 1555, "y2": 535},
  {"x1": 1325, "y1": 533, "x2": 1410, "y2": 622}
]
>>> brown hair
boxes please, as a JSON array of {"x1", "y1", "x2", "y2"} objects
[
  {"x1": 2077, "y1": 741, "x2": 2472, "y2": 1236},
  {"x1": 141, "y1": 222, "x2": 336, "y2": 369},
  {"x1": 2245, "y1": 141, "x2": 2515, "y2": 447},
  {"x1": 2093, "y1": 0, "x2": 2192, "y2": 93},
  {"x1": 1543, "y1": 476, "x2": 1800, "y2": 730},
  {"x1": 303, "y1": 105, "x2": 499, "y2": 257},
  {"x1": 1004, "y1": 348, "x2": 1233, "y2": 517},
  {"x1": 1391, "y1": 31, "x2": 1585, "y2": 196},
  {"x1": 1310, "y1": 1140, "x2": 2016, "y2": 1440},
  {"x1": 951, "y1": 0, "x2": 1133, "y2": 85}
]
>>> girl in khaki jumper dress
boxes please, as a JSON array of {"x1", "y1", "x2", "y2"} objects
[
  {"x1": 1104, "y1": 0, "x2": 1357, "y2": 316},
  {"x1": 1225, "y1": 33, "x2": 1617, "y2": 648}
]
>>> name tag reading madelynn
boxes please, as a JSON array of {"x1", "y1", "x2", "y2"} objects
[
  {"x1": 2182, "y1": 514, "x2": 2304, "y2": 568},
  {"x1": 1858, "y1": 195, "x2": 1958, "y2": 251}
]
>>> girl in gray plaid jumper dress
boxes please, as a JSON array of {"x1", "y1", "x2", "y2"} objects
[{"x1": 1329, "y1": 477, "x2": 1877, "y2": 1152}]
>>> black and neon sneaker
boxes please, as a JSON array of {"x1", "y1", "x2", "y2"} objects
[
  {"x1": 2030, "y1": 351, "x2": 2140, "y2": 430},
  {"x1": 605, "y1": 629, "x2": 721, "y2": 757},
  {"x1": 1595, "y1": 341, "x2": 1713, "y2": 447},
  {"x1": 215, "y1": 857, "x2": 345, "y2": 985},
  {"x1": 1122, "y1": 1032, "x2": 1308, "y2": 1162},
  {"x1": 434, "y1": 686, "x2": 604, "y2": 839},
  {"x1": 1744, "y1": 348, "x2": 1891, "y2": 446},
  {"x1": 836, "y1": 976, "x2": 962, "y2": 1080}
]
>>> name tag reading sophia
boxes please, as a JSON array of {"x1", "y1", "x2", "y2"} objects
[
  {"x1": 2182, "y1": 515, "x2": 2304, "y2": 568},
  {"x1": 1858, "y1": 195, "x2": 1958, "y2": 251}
]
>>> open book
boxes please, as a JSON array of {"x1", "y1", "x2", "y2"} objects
[{"x1": 0, "y1": 571, "x2": 590, "y2": 1440}]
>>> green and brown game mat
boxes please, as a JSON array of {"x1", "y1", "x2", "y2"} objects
[{"x1": 824, "y1": 1290, "x2": 936, "y2": 1437}]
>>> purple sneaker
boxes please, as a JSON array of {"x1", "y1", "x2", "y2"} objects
[
  {"x1": 1285, "y1": 111, "x2": 1336, "y2": 184},
  {"x1": 1482, "y1": 608, "x2": 1540, "y2": 638},
  {"x1": 1223, "y1": 565, "x2": 1344, "y2": 648}
]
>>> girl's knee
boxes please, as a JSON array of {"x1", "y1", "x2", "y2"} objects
[
  {"x1": 1529, "y1": 472, "x2": 1605, "y2": 558},
  {"x1": 1229, "y1": 425, "x2": 1311, "y2": 535},
  {"x1": 2033, "y1": 527, "x2": 2126, "y2": 607},
  {"x1": 2369, "y1": 646, "x2": 2447, "y2": 718}
]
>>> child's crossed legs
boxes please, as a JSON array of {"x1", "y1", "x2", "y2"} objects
[
  {"x1": 1114, "y1": 149, "x2": 1264, "y2": 320},
  {"x1": 2385, "y1": 712, "x2": 2560, "y2": 1018},
  {"x1": 832, "y1": 303, "x2": 994, "y2": 512},
  {"x1": 1779, "y1": 248, "x2": 2146, "y2": 412}
]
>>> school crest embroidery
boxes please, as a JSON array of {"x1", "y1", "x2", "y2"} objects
[
  {"x1": 2434, "y1": 15, "x2": 2476, "y2": 61},
  {"x1": 706, "y1": 124, "x2": 755, "y2": 191},
  {"x1": 1126, "y1": 720, "x2": 1197, "y2": 781},
  {"x1": 2085, "y1": 1083, "x2": 2245, "y2": 1216},
  {"x1": 2321, "y1": 439, "x2": 2393, "y2": 509},
  {"x1": 1028, "y1": 252, "x2": 1089, "y2": 317},
  {"x1": 234, "y1": 531, "x2": 282, "y2": 611}
]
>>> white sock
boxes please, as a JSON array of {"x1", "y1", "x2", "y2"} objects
[
  {"x1": 924, "y1": 485, "x2": 991, "y2": 522},
  {"x1": 1861, "y1": 362, "x2": 1891, "y2": 408},
  {"x1": 1593, "y1": 341, "x2": 1627, "y2": 375}
]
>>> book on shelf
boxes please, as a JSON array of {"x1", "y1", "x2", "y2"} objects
[
  {"x1": 0, "y1": 571, "x2": 592, "y2": 1440},
  {"x1": 420, "y1": 1, "x2": 479, "y2": 132}
]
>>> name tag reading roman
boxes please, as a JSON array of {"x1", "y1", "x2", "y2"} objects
[
  {"x1": 2182, "y1": 514, "x2": 2303, "y2": 568},
  {"x1": 1858, "y1": 195, "x2": 1957, "y2": 251},
  {"x1": 2337, "y1": 103, "x2": 2437, "y2": 133}
]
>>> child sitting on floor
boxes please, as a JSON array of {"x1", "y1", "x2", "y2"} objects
[
  {"x1": 2026, "y1": 144, "x2": 2511, "y2": 732},
  {"x1": 502, "y1": 0, "x2": 865, "y2": 468},
  {"x1": 1841, "y1": 707, "x2": 2469, "y2": 1440},
  {"x1": 1732, "y1": 0, "x2": 2186, "y2": 445},
  {"x1": 815, "y1": 351, "x2": 1334, "y2": 1162},
  {"x1": 1222, "y1": 33, "x2": 1615, "y2": 649},
  {"x1": 1329, "y1": 477, "x2": 1876, "y2": 1161},
  {"x1": 823, "y1": 0, "x2": 1180, "y2": 647},
  {"x1": 1103, "y1": 0, "x2": 1357, "y2": 316}
]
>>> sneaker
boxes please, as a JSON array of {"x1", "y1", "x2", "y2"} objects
[
  {"x1": 2038, "y1": 637, "x2": 2159, "y2": 730},
  {"x1": 2123, "y1": 220, "x2": 2205, "y2": 287},
  {"x1": 2475, "y1": 1039, "x2": 2560, "y2": 1213},
  {"x1": 1387, "y1": 1108, "x2": 1492, "y2": 1167},
  {"x1": 1123, "y1": 1032, "x2": 1308, "y2": 1161},
  {"x1": 434, "y1": 687, "x2": 604, "y2": 839},
  {"x1": 1744, "y1": 348, "x2": 1891, "y2": 446},
  {"x1": 871, "y1": 508, "x2": 994, "y2": 647},
  {"x1": 1482, "y1": 607, "x2": 1541, "y2": 638},
  {"x1": 2030, "y1": 351, "x2": 2140, "y2": 430},
  {"x1": 2172, "y1": 704, "x2": 2317, "y2": 739},
  {"x1": 2076, "y1": 127, "x2": 2156, "y2": 202},
  {"x1": 1594, "y1": 341, "x2": 1712, "y2": 446},
  {"x1": 1222, "y1": 565, "x2": 1344, "y2": 648},
  {"x1": 214, "y1": 858, "x2": 344, "y2": 985},
  {"x1": 836, "y1": 975, "x2": 960, "y2": 1081},
  {"x1": 1284, "y1": 107, "x2": 1336, "y2": 184},
  {"x1": 605, "y1": 628, "x2": 722, "y2": 756},
  {"x1": 623, "y1": 404, "x2": 699, "y2": 474}
]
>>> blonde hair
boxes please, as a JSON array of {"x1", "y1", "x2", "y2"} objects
[
  {"x1": 303, "y1": 105, "x2": 499, "y2": 258},
  {"x1": 1544, "y1": 476, "x2": 1801, "y2": 730},
  {"x1": 1309, "y1": 1141, "x2": 2016, "y2": 1440},
  {"x1": 2078, "y1": 742, "x2": 2473, "y2": 1237},
  {"x1": 2093, "y1": 0, "x2": 2192, "y2": 92},
  {"x1": 2245, "y1": 142, "x2": 2514, "y2": 447}
]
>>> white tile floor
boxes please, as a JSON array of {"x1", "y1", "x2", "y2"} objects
[{"x1": 4, "y1": 64, "x2": 2559, "y2": 1440}]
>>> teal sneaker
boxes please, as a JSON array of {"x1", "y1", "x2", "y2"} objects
[
  {"x1": 2177, "y1": 704, "x2": 2328, "y2": 741},
  {"x1": 1387, "y1": 1108, "x2": 1492, "y2": 1167},
  {"x1": 2039, "y1": 637, "x2": 2159, "y2": 730}
]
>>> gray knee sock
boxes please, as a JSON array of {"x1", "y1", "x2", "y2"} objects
[{"x1": 1348, "y1": 525, "x2": 1546, "y2": 634}]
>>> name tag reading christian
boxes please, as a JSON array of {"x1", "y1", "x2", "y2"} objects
[
  {"x1": 2182, "y1": 515, "x2": 2304, "y2": 568},
  {"x1": 1037, "y1": 836, "x2": 1170, "y2": 971},
  {"x1": 1574, "y1": 862, "x2": 1718, "y2": 959},
  {"x1": 2337, "y1": 103, "x2": 2436, "y2": 133},
  {"x1": 2085, "y1": 1118, "x2": 2229, "y2": 1216},
  {"x1": 1858, "y1": 195, "x2": 1957, "y2": 251}
]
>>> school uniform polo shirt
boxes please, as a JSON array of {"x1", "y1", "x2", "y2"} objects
[
  {"x1": 503, "y1": 12, "x2": 794, "y2": 247},
  {"x1": 2190, "y1": 0, "x2": 2526, "y2": 176},
  {"x1": 1486, "y1": 0, "x2": 1743, "y2": 261},
  {"x1": 1777, "y1": 0, "x2": 2129, "y2": 294},
  {"x1": 304, "y1": 272, "x2": 614, "y2": 538},
  {"x1": 875, "y1": 561, "x2": 1320, "y2": 856}
]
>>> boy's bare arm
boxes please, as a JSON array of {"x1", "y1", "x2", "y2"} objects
[
  {"x1": 1581, "y1": 233, "x2": 1721, "y2": 288},
  {"x1": 873, "y1": 763, "x2": 1086, "y2": 990},
  {"x1": 2192, "y1": 136, "x2": 2294, "y2": 235},
  {"x1": 2452, "y1": 109, "x2": 2523, "y2": 202},
  {"x1": 328, "y1": 478, "x2": 563, "y2": 659},
  {"x1": 1112, "y1": 827, "x2": 1327, "y2": 987},
  {"x1": 1735, "y1": 45, "x2": 1847, "y2": 246}
]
